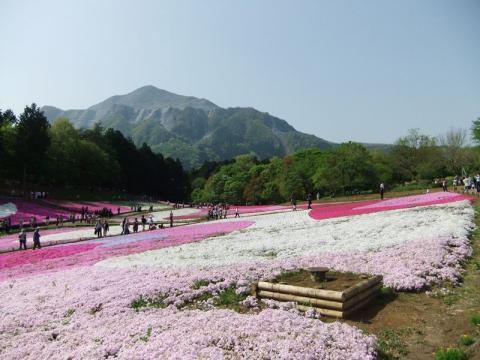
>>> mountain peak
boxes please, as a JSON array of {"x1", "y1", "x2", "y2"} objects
[
  {"x1": 41, "y1": 86, "x2": 334, "y2": 169},
  {"x1": 91, "y1": 85, "x2": 218, "y2": 113}
]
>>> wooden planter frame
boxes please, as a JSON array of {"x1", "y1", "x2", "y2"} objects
[{"x1": 253, "y1": 275, "x2": 382, "y2": 318}]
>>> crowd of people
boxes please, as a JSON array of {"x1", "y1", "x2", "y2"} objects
[
  {"x1": 456, "y1": 174, "x2": 480, "y2": 195},
  {"x1": 119, "y1": 214, "x2": 165, "y2": 235},
  {"x1": 195, "y1": 203, "x2": 242, "y2": 220}
]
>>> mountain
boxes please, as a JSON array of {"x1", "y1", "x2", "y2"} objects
[{"x1": 42, "y1": 86, "x2": 334, "y2": 169}]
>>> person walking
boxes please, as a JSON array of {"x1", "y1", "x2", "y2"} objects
[
  {"x1": 121, "y1": 218, "x2": 126, "y2": 235},
  {"x1": 95, "y1": 220, "x2": 103, "y2": 238},
  {"x1": 141, "y1": 215, "x2": 147, "y2": 231},
  {"x1": 18, "y1": 229, "x2": 27, "y2": 250},
  {"x1": 123, "y1": 218, "x2": 130, "y2": 235},
  {"x1": 169, "y1": 211, "x2": 174, "y2": 228},
  {"x1": 307, "y1": 193, "x2": 313, "y2": 210},
  {"x1": 442, "y1": 179, "x2": 448, "y2": 192},
  {"x1": 32, "y1": 228, "x2": 41, "y2": 249},
  {"x1": 103, "y1": 220, "x2": 109, "y2": 237},
  {"x1": 133, "y1": 218, "x2": 139, "y2": 233},
  {"x1": 380, "y1": 183, "x2": 385, "y2": 200},
  {"x1": 235, "y1": 208, "x2": 240, "y2": 218},
  {"x1": 5, "y1": 217, "x2": 11, "y2": 233}
]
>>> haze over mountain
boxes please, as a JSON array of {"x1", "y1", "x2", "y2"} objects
[{"x1": 42, "y1": 85, "x2": 336, "y2": 169}]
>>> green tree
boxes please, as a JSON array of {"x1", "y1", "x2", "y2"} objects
[
  {"x1": 313, "y1": 142, "x2": 377, "y2": 195},
  {"x1": 15, "y1": 104, "x2": 50, "y2": 188},
  {"x1": 47, "y1": 117, "x2": 80, "y2": 185},
  {"x1": 471, "y1": 117, "x2": 480, "y2": 145},
  {"x1": 389, "y1": 129, "x2": 439, "y2": 182},
  {"x1": 0, "y1": 109, "x2": 17, "y2": 179}
]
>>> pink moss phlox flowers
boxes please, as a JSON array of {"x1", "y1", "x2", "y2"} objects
[
  {"x1": 43, "y1": 200, "x2": 130, "y2": 214},
  {"x1": 0, "y1": 199, "x2": 72, "y2": 225},
  {"x1": 309, "y1": 192, "x2": 472, "y2": 220},
  {"x1": 0, "y1": 266, "x2": 376, "y2": 359},
  {"x1": 0, "y1": 221, "x2": 254, "y2": 281}
]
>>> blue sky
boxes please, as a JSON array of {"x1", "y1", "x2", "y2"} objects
[{"x1": 1, "y1": 0, "x2": 479, "y2": 143}]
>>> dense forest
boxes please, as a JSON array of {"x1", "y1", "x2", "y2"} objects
[
  {"x1": 0, "y1": 104, "x2": 190, "y2": 201},
  {"x1": 190, "y1": 125, "x2": 480, "y2": 204}
]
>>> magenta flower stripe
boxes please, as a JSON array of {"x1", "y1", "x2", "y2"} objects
[
  {"x1": 0, "y1": 220, "x2": 254, "y2": 281},
  {"x1": 308, "y1": 192, "x2": 473, "y2": 220}
]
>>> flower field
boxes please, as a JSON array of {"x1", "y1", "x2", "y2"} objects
[
  {"x1": 165, "y1": 204, "x2": 292, "y2": 220},
  {"x1": 308, "y1": 191, "x2": 471, "y2": 220},
  {"x1": 0, "y1": 221, "x2": 254, "y2": 281},
  {"x1": 43, "y1": 200, "x2": 131, "y2": 214},
  {"x1": 0, "y1": 199, "x2": 72, "y2": 225},
  {"x1": 0, "y1": 192, "x2": 475, "y2": 359},
  {"x1": 0, "y1": 198, "x2": 131, "y2": 226}
]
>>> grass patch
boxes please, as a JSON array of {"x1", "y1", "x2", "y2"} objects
[
  {"x1": 377, "y1": 329, "x2": 409, "y2": 359},
  {"x1": 428, "y1": 286, "x2": 462, "y2": 306},
  {"x1": 139, "y1": 327, "x2": 152, "y2": 342},
  {"x1": 434, "y1": 347, "x2": 468, "y2": 360},
  {"x1": 214, "y1": 286, "x2": 248, "y2": 311},
  {"x1": 470, "y1": 313, "x2": 480, "y2": 327},
  {"x1": 470, "y1": 259, "x2": 480, "y2": 271},
  {"x1": 459, "y1": 334, "x2": 475, "y2": 346},
  {"x1": 63, "y1": 308, "x2": 75, "y2": 318},
  {"x1": 131, "y1": 295, "x2": 167, "y2": 311},
  {"x1": 442, "y1": 293, "x2": 462, "y2": 306},
  {"x1": 192, "y1": 279, "x2": 210, "y2": 289}
]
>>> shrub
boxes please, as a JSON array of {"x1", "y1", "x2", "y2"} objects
[
  {"x1": 459, "y1": 335, "x2": 475, "y2": 346},
  {"x1": 471, "y1": 313, "x2": 480, "y2": 327},
  {"x1": 434, "y1": 347, "x2": 467, "y2": 360},
  {"x1": 378, "y1": 287, "x2": 397, "y2": 304}
]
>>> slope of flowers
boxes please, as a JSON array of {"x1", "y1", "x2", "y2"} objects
[
  {"x1": 0, "y1": 193, "x2": 475, "y2": 359},
  {"x1": 0, "y1": 198, "x2": 72, "y2": 225},
  {"x1": 0, "y1": 221, "x2": 254, "y2": 281},
  {"x1": 99, "y1": 202, "x2": 473, "y2": 273},
  {"x1": 308, "y1": 191, "x2": 472, "y2": 220},
  {"x1": 43, "y1": 200, "x2": 130, "y2": 213},
  {"x1": 0, "y1": 265, "x2": 376, "y2": 359},
  {"x1": 150, "y1": 207, "x2": 200, "y2": 221}
]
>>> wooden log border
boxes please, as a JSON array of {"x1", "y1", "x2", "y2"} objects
[{"x1": 254, "y1": 275, "x2": 382, "y2": 318}]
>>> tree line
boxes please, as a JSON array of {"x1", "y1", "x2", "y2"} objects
[
  {"x1": 190, "y1": 125, "x2": 480, "y2": 204},
  {"x1": 0, "y1": 104, "x2": 190, "y2": 201},
  {"x1": 2, "y1": 104, "x2": 479, "y2": 205}
]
